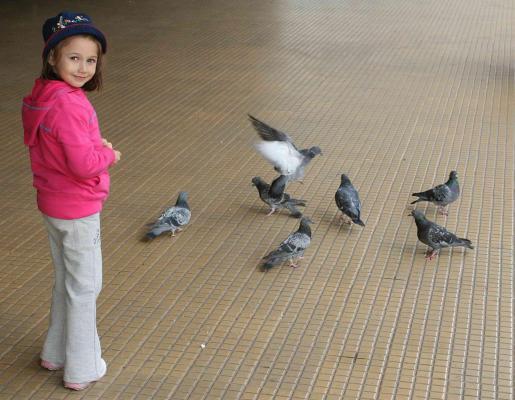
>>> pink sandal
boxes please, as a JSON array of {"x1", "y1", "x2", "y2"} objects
[
  {"x1": 64, "y1": 381, "x2": 93, "y2": 391},
  {"x1": 40, "y1": 360, "x2": 63, "y2": 371}
]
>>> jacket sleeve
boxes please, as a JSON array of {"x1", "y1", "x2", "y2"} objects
[{"x1": 54, "y1": 101, "x2": 115, "y2": 179}]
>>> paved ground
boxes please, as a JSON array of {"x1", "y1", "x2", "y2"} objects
[{"x1": 0, "y1": 0, "x2": 513, "y2": 399}]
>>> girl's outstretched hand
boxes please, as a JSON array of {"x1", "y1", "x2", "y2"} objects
[
  {"x1": 102, "y1": 138, "x2": 121, "y2": 164},
  {"x1": 102, "y1": 138, "x2": 113, "y2": 149},
  {"x1": 113, "y1": 150, "x2": 121, "y2": 164}
]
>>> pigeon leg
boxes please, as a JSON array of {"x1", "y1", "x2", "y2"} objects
[
  {"x1": 266, "y1": 208, "x2": 276, "y2": 216},
  {"x1": 339, "y1": 214, "x2": 352, "y2": 225},
  {"x1": 425, "y1": 248, "x2": 437, "y2": 260},
  {"x1": 437, "y1": 205, "x2": 449, "y2": 215},
  {"x1": 289, "y1": 258, "x2": 299, "y2": 268},
  {"x1": 176, "y1": 228, "x2": 183, "y2": 232}
]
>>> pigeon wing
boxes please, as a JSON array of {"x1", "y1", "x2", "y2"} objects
[
  {"x1": 248, "y1": 114, "x2": 295, "y2": 144},
  {"x1": 427, "y1": 224, "x2": 457, "y2": 248},
  {"x1": 336, "y1": 187, "x2": 361, "y2": 215},
  {"x1": 278, "y1": 232, "x2": 310, "y2": 255},
  {"x1": 254, "y1": 141, "x2": 303, "y2": 176},
  {"x1": 431, "y1": 184, "x2": 451, "y2": 202},
  {"x1": 164, "y1": 207, "x2": 191, "y2": 227},
  {"x1": 269, "y1": 175, "x2": 288, "y2": 201}
]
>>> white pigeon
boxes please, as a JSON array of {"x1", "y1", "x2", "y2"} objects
[{"x1": 249, "y1": 114, "x2": 322, "y2": 182}]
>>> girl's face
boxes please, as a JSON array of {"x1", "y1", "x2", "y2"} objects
[{"x1": 49, "y1": 36, "x2": 99, "y2": 88}]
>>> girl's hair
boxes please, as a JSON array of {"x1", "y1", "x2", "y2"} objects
[{"x1": 41, "y1": 35, "x2": 103, "y2": 92}]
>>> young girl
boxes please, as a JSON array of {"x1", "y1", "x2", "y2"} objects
[{"x1": 22, "y1": 11, "x2": 121, "y2": 391}]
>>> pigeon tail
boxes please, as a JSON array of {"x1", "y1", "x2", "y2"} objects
[
  {"x1": 285, "y1": 203, "x2": 303, "y2": 218},
  {"x1": 288, "y1": 198, "x2": 306, "y2": 207},
  {"x1": 458, "y1": 238, "x2": 474, "y2": 249},
  {"x1": 145, "y1": 231, "x2": 158, "y2": 240},
  {"x1": 353, "y1": 218, "x2": 365, "y2": 227},
  {"x1": 411, "y1": 192, "x2": 431, "y2": 203},
  {"x1": 261, "y1": 262, "x2": 275, "y2": 271}
]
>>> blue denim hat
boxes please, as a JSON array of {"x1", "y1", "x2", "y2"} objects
[{"x1": 42, "y1": 11, "x2": 107, "y2": 59}]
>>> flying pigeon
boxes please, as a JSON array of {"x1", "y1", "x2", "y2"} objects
[
  {"x1": 261, "y1": 217, "x2": 313, "y2": 270},
  {"x1": 249, "y1": 114, "x2": 322, "y2": 182},
  {"x1": 252, "y1": 175, "x2": 306, "y2": 218},
  {"x1": 410, "y1": 209, "x2": 473, "y2": 260},
  {"x1": 411, "y1": 171, "x2": 460, "y2": 215},
  {"x1": 146, "y1": 192, "x2": 191, "y2": 240},
  {"x1": 335, "y1": 174, "x2": 365, "y2": 227}
]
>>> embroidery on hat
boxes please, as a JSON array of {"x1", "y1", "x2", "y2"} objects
[{"x1": 53, "y1": 15, "x2": 90, "y2": 32}]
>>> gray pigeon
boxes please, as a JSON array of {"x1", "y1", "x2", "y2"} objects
[
  {"x1": 335, "y1": 174, "x2": 365, "y2": 227},
  {"x1": 249, "y1": 114, "x2": 322, "y2": 182},
  {"x1": 146, "y1": 192, "x2": 191, "y2": 240},
  {"x1": 411, "y1": 171, "x2": 460, "y2": 215},
  {"x1": 262, "y1": 217, "x2": 313, "y2": 270},
  {"x1": 252, "y1": 175, "x2": 306, "y2": 218},
  {"x1": 410, "y1": 209, "x2": 473, "y2": 260}
]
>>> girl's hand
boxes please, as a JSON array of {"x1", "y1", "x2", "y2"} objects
[
  {"x1": 102, "y1": 138, "x2": 113, "y2": 149},
  {"x1": 113, "y1": 150, "x2": 121, "y2": 164}
]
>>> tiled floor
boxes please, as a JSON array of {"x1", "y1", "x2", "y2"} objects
[{"x1": 1, "y1": 0, "x2": 513, "y2": 399}]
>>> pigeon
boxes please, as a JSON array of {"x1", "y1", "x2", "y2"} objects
[
  {"x1": 411, "y1": 171, "x2": 460, "y2": 215},
  {"x1": 252, "y1": 175, "x2": 306, "y2": 218},
  {"x1": 335, "y1": 174, "x2": 365, "y2": 227},
  {"x1": 146, "y1": 192, "x2": 191, "y2": 240},
  {"x1": 410, "y1": 209, "x2": 473, "y2": 260},
  {"x1": 249, "y1": 114, "x2": 322, "y2": 182},
  {"x1": 261, "y1": 217, "x2": 313, "y2": 270}
]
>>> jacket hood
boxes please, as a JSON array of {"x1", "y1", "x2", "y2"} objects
[{"x1": 22, "y1": 79, "x2": 77, "y2": 146}]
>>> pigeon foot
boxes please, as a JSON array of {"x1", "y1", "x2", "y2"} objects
[
  {"x1": 437, "y1": 206, "x2": 449, "y2": 215},
  {"x1": 425, "y1": 249, "x2": 437, "y2": 260},
  {"x1": 339, "y1": 214, "x2": 352, "y2": 225}
]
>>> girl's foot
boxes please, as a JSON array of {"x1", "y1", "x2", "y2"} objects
[
  {"x1": 40, "y1": 360, "x2": 63, "y2": 371},
  {"x1": 64, "y1": 381, "x2": 93, "y2": 391},
  {"x1": 63, "y1": 358, "x2": 107, "y2": 391}
]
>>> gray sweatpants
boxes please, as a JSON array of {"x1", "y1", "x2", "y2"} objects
[{"x1": 41, "y1": 213, "x2": 106, "y2": 383}]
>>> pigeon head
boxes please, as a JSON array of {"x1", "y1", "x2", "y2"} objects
[
  {"x1": 300, "y1": 216, "x2": 314, "y2": 225},
  {"x1": 307, "y1": 146, "x2": 322, "y2": 158},
  {"x1": 251, "y1": 177, "x2": 265, "y2": 187},
  {"x1": 409, "y1": 209, "x2": 427, "y2": 221},
  {"x1": 176, "y1": 191, "x2": 189, "y2": 208},
  {"x1": 449, "y1": 171, "x2": 458, "y2": 180},
  {"x1": 340, "y1": 174, "x2": 351, "y2": 185},
  {"x1": 298, "y1": 216, "x2": 313, "y2": 236}
]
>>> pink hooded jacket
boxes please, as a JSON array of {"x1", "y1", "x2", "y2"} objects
[{"x1": 22, "y1": 79, "x2": 115, "y2": 219}]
